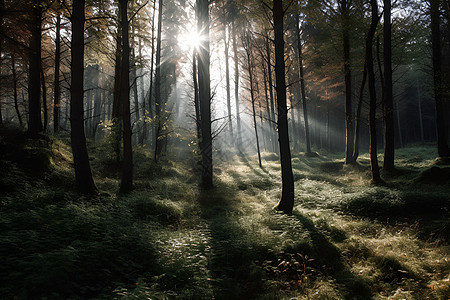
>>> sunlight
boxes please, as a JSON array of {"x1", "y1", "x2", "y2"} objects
[{"x1": 178, "y1": 28, "x2": 203, "y2": 52}]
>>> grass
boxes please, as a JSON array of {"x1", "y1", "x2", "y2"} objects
[{"x1": 0, "y1": 128, "x2": 449, "y2": 299}]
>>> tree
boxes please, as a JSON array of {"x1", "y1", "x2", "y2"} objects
[
  {"x1": 70, "y1": 0, "x2": 97, "y2": 194},
  {"x1": 431, "y1": 0, "x2": 450, "y2": 157},
  {"x1": 154, "y1": 0, "x2": 163, "y2": 161},
  {"x1": 383, "y1": 0, "x2": 395, "y2": 171},
  {"x1": 197, "y1": 0, "x2": 212, "y2": 188},
  {"x1": 366, "y1": 0, "x2": 381, "y2": 183},
  {"x1": 295, "y1": 14, "x2": 311, "y2": 155},
  {"x1": 53, "y1": 13, "x2": 61, "y2": 133},
  {"x1": 28, "y1": 0, "x2": 43, "y2": 136},
  {"x1": 272, "y1": 0, "x2": 295, "y2": 214},
  {"x1": 119, "y1": 0, "x2": 133, "y2": 192}
]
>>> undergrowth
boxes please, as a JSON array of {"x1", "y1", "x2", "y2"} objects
[{"x1": 0, "y1": 128, "x2": 449, "y2": 299}]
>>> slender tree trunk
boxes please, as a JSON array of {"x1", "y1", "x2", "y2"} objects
[
  {"x1": 148, "y1": 0, "x2": 157, "y2": 146},
  {"x1": 266, "y1": 35, "x2": 278, "y2": 155},
  {"x1": 193, "y1": 51, "x2": 201, "y2": 140},
  {"x1": 383, "y1": 0, "x2": 395, "y2": 171},
  {"x1": 70, "y1": 0, "x2": 97, "y2": 194},
  {"x1": 0, "y1": 0, "x2": 3, "y2": 125},
  {"x1": 223, "y1": 23, "x2": 233, "y2": 138},
  {"x1": 232, "y1": 20, "x2": 241, "y2": 150},
  {"x1": 295, "y1": 16, "x2": 311, "y2": 155},
  {"x1": 417, "y1": 79, "x2": 424, "y2": 142},
  {"x1": 131, "y1": 48, "x2": 140, "y2": 144},
  {"x1": 139, "y1": 37, "x2": 147, "y2": 144},
  {"x1": 352, "y1": 64, "x2": 367, "y2": 161},
  {"x1": 112, "y1": 27, "x2": 123, "y2": 163},
  {"x1": 154, "y1": 0, "x2": 163, "y2": 161},
  {"x1": 273, "y1": 0, "x2": 294, "y2": 214},
  {"x1": 28, "y1": 3, "x2": 43, "y2": 136},
  {"x1": 119, "y1": 0, "x2": 133, "y2": 192},
  {"x1": 197, "y1": 0, "x2": 213, "y2": 188},
  {"x1": 342, "y1": 0, "x2": 354, "y2": 164},
  {"x1": 41, "y1": 66, "x2": 48, "y2": 132},
  {"x1": 367, "y1": 0, "x2": 381, "y2": 183},
  {"x1": 244, "y1": 32, "x2": 262, "y2": 168},
  {"x1": 395, "y1": 99, "x2": 403, "y2": 147},
  {"x1": 54, "y1": 14, "x2": 61, "y2": 133},
  {"x1": 12, "y1": 54, "x2": 23, "y2": 127},
  {"x1": 431, "y1": 0, "x2": 450, "y2": 157}
]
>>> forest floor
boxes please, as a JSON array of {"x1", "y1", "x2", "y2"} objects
[{"x1": 0, "y1": 128, "x2": 449, "y2": 299}]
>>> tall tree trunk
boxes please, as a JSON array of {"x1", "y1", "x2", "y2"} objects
[
  {"x1": 0, "y1": 0, "x2": 4, "y2": 125},
  {"x1": 342, "y1": 0, "x2": 354, "y2": 164},
  {"x1": 70, "y1": 0, "x2": 97, "y2": 194},
  {"x1": 148, "y1": 0, "x2": 157, "y2": 146},
  {"x1": 295, "y1": 16, "x2": 311, "y2": 155},
  {"x1": 12, "y1": 54, "x2": 23, "y2": 127},
  {"x1": 395, "y1": 99, "x2": 403, "y2": 147},
  {"x1": 40, "y1": 65, "x2": 48, "y2": 132},
  {"x1": 28, "y1": 2, "x2": 43, "y2": 136},
  {"x1": 112, "y1": 27, "x2": 123, "y2": 163},
  {"x1": 197, "y1": 0, "x2": 213, "y2": 188},
  {"x1": 266, "y1": 35, "x2": 278, "y2": 155},
  {"x1": 193, "y1": 51, "x2": 201, "y2": 140},
  {"x1": 131, "y1": 47, "x2": 140, "y2": 144},
  {"x1": 232, "y1": 20, "x2": 241, "y2": 150},
  {"x1": 119, "y1": 0, "x2": 133, "y2": 193},
  {"x1": 383, "y1": 0, "x2": 395, "y2": 171},
  {"x1": 139, "y1": 37, "x2": 146, "y2": 145},
  {"x1": 273, "y1": 0, "x2": 294, "y2": 214},
  {"x1": 223, "y1": 23, "x2": 233, "y2": 138},
  {"x1": 417, "y1": 79, "x2": 424, "y2": 142},
  {"x1": 367, "y1": 0, "x2": 381, "y2": 183},
  {"x1": 431, "y1": 0, "x2": 450, "y2": 157},
  {"x1": 352, "y1": 64, "x2": 367, "y2": 161},
  {"x1": 244, "y1": 32, "x2": 262, "y2": 168},
  {"x1": 154, "y1": 0, "x2": 163, "y2": 161},
  {"x1": 54, "y1": 14, "x2": 61, "y2": 133}
]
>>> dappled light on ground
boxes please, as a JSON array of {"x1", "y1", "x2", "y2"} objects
[{"x1": 0, "y1": 132, "x2": 449, "y2": 299}]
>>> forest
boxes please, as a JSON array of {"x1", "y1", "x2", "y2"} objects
[{"x1": 0, "y1": 0, "x2": 449, "y2": 298}]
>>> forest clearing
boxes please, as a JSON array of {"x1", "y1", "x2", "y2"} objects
[{"x1": 0, "y1": 129, "x2": 448, "y2": 299}]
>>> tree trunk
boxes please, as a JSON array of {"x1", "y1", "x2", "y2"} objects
[
  {"x1": 148, "y1": 0, "x2": 157, "y2": 146},
  {"x1": 232, "y1": 20, "x2": 241, "y2": 150},
  {"x1": 352, "y1": 63, "x2": 367, "y2": 161},
  {"x1": 417, "y1": 79, "x2": 424, "y2": 142},
  {"x1": 266, "y1": 35, "x2": 278, "y2": 155},
  {"x1": 28, "y1": 2, "x2": 43, "y2": 136},
  {"x1": 367, "y1": 0, "x2": 381, "y2": 183},
  {"x1": 295, "y1": 16, "x2": 311, "y2": 155},
  {"x1": 223, "y1": 23, "x2": 233, "y2": 138},
  {"x1": 41, "y1": 65, "x2": 48, "y2": 132},
  {"x1": 70, "y1": 0, "x2": 97, "y2": 195},
  {"x1": 112, "y1": 27, "x2": 123, "y2": 163},
  {"x1": 154, "y1": 0, "x2": 163, "y2": 161},
  {"x1": 431, "y1": 0, "x2": 450, "y2": 157},
  {"x1": 244, "y1": 32, "x2": 262, "y2": 168},
  {"x1": 54, "y1": 14, "x2": 61, "y2": 133},
  {"x1": 197, "y1": 0, "x2": 213, "y2": 188},
  {"x1": 383, "y1": 0, "x2": 395, "y2": 171},
  {"x1": 0, "y1": 0, "x2": 4, "y2": 125},
  {"x1": 12, "y1": 54, "x2": 23, "y2": 127},
  {"x1": 273, "y1": 0, "x2": 294, "y2": 214},
  {"x1": 119, "y1": 0, "x2": 133, "y2": 193},
  {"x1": 342, "y1": 0, "x2": 354, "y2": 164},
  {"x1": 193, "y1": 51, "x2": 201, "y2": 140}
]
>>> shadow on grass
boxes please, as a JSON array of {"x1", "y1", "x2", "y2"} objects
[{"x1": 291, "y1": 212, "x2": 373, "y2": 299}]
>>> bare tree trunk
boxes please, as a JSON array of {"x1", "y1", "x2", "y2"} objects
[
  {"x1": 243, "y1": 32, "x2": 262, "y2": 168},
  {"x1": 154, "y1": 0, "x2": 163, "y2": 161},
  {"x1": 273, "y1": 0, "x2": 294, "y2": 214},
  {"x1": 148, "y1": 0, "x2": 157, "y2": 146},
  {"x1": 193, "y1": 51, "x2": 201, "y2": 140},
  {"x1": 352, "y1": 64, "x2": 367, "y2": 161},
  {"x1": 383, "y1": 0, "x2": 395, "y2": 171},
  {"x1": 223, "y1": 23, "x2": 233, "y2": 138},
  {"x1": 417, "y1": 79, "x2": 424, "y2": 142},
  {"x1": 54, "y1": 14, "x2": 61, "y2": 133},
  {"x1": 70, "y1": 0, "x2": 97, "y2": 194},
  {"x1": 232, "y1": 20, "x2": 241, "y2": 150},
  {"x1": 40, "y1": 64, "x2": 48, "y2": 132},
  {"x1": 28, "y1": 2, "x2": 43, "y2": 136},
  {"x1": 266, "y1": 35, "x2": 278, "y2": 155},
  {"x1": 197, "y1": 0, "x2": 213, "y2": 188},
  {"x1": 367, "y1": 0, "x2": 381, "y2": 183},
  {"x1": 112, "y1": 27, "x2": 123, "y2": 163},
  {"x1": 0, "y1": 0, "x2": 3, "y2": 125},
  {"x1": 11, "y1": 54, "x2": 23, "y2": 127},
  {"x1": 119, "y1": 0, "x2": 133, "y2": 193},
  {"x1": 295, "y1": 16, "x2": 311, "y2": 155},
  {"x1": 342, "y1": 0, "x2": 354, "y2": 164},
  {"x1": 431, "y1": 0, "x2": 450, "y2": 157}
]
